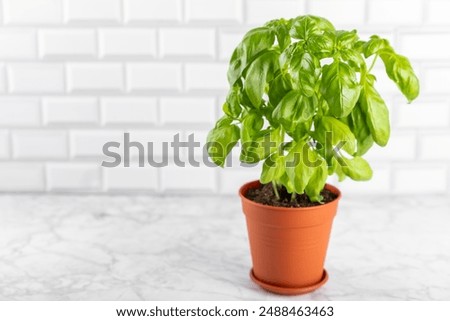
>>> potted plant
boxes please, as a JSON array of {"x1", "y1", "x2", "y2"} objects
[{"x1": 206, "y1": 15, "x2": 419, "y2": 295}]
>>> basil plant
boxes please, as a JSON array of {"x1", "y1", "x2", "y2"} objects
[{"x1": 207, "y1": 15, "x2": 419, "y2": 202}]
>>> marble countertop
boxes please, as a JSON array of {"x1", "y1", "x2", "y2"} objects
[{"x1": 0, "y1": 193, "x2": 449, "y2": 301}]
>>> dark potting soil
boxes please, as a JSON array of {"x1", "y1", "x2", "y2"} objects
[{"x1": 245, "y1": 183, "x2": 338, "y2": 208}]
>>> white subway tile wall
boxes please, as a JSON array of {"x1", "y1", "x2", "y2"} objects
[
  {"x1": 43, "y1": 97, "x2": 99, "y2": 125},
  {"x1": 0, "y1": 0, "x2": 448, "y2": 194},
  {"x1": 8, "y1": 63, "x2": 65, "y2": 93},
  {"x1": 3, "y1": 0, "x2": 63, "y2": 25},
  {"x1": 39, "y1": 29, "x2": 97, "y2": 58},
  {"x1": 0, "y1": 30, "x2": 37, "y2": 59},
  {"x1": 99, "y1": 29, "x2": 157, "y2": 58},
  {"x1": 0, "y1": 130, "x2": 10, "y2": 159}
]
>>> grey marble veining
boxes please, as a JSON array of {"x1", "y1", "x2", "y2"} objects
[{"x1": 0, "y1": 194, "x2": 449, "y2": 300}]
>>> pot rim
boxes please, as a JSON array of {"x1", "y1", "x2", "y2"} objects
[{"x1": 239, "y1": 180, "x2": 342, "y2": 212}]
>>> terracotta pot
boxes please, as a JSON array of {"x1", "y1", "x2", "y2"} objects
[{"x1": 239, "y1": 180, "x2": 341, "y2": 295}]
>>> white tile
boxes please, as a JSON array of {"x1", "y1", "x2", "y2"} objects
[
  {"x1": 419, "y1": 133, "x2": 450, "y2": 160},
  {"x1": 367, "y1": 0, "x2": 423, "y2": 25},
  {"x1": 101, "y1": 97, "x2": 158, "y2": 125},
  {"x1": 0, "y1": 64, "x2": 5, "y2": 93},
  {"x1": 427, "y1": 0, "x2": 450, "y2": 25},
  {"x1": 94, "y1": 130, "x2": 179, "y2": 165},
  {"x1": 399, "y1": 33, "x2": 450, "y2": 60},
  {"x1": 67, "y1": 63, "x2": 123, "y2": 92},
  {"x1": 185, "y1": 63, "x2": 228, "y2": 91},
  {"x1": 246, "y1": 0, "x2": 304, "y2": 25},
  {"x1": 183, "y1": 129, "x2": 208, "y2": 157},
  {"x1": 160, "y1": 97, "x2": 215, "y2": 124},
  {"x1": 124, "y1": 0, "x2": 182, "y2": 22},
  {"x1": 65, "y1": 0, "x2": 121, "y2": 22},
  {"x1": 219, "y1": 31, "x2": 245, "y2": 61},
  {"x1": 75, "y1": 131, "x2": 179, "y2": 162},
  {"x1": 366, "y1": 132, "x2": 416, "y2": 161},
  {"x1": 99, "y1": 29, "x2": 157, "y2": 57},
  {"x1": 0, "y1": 30, "x2": 36, "y2": 59},
  {"x1": 104, "y1": 166, "x2": 158, "y2": 191},
  {"x1": 3, "y1": 0, "x2": 62, "y2": 24},
  {"x1": 127, "y1": 63, "x2": 182, "y2": 91},
  {"x1": 8, "y1": 64, "x2": 65, "y2": 93},
  {"x1": 336, "y1": 164, "x2": 391, "y2": 195},
  {"x1": 43, "y1": 97, "x2": 98, "y2": 125},
  {"x1": 70, "y1": 130, "x2": 123, "y2": 158},
  {"x1": 12, "y1": 130, "x2": 67, "y2": 159},
  {"x1": 219, "y1": 167, "x2": 261, "y2": 194},
  {"x1": 47, "y1": 163, "x2": 101, "y2": 191},
  {"x1": 393, "y1": 165, "x2": 447, "y2": 194},
  {"x1": 128, "y1": 130, "x2": 179, "y2": 157},
  {"x1": 0, "y1": 98, "x2": 41, "y2": 126},
  {"x1": 39, "y1": 29, "x2": 96, "y2": 58},
  {"x1": 0, "y1": 163, "x2": 44, "y2": 191},
  {"x1": 186, "y1": 0, "x2": 243, "y2": 22},
  {"x1": 396, "y1": 100, "x2": 450, "y2": 128},
  {"x1": 160, "y1": 28, "x2": 215, "y2": 58},
  {"x1": 184, "y1": 130, "x2": 208, "y2": 143},
  {"x1": 161, "y1": 164, "x2": 216, "y2": 192},
  {"x1": 98, "y1": 129, "x2": 183, "y2": 165},
  {"x1": 424, "y1": 67, "x2": 450, "y2": 93},
  {"x1": 308, "y1": 0, "x2": 365, "y2": 25},
  {"x1": 0, "y1": 130, "x2": 10, "y2": 159}
]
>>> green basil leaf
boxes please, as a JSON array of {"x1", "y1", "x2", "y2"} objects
[
  {"x1": 379, "y1": 49, "x2": 420, "y2": 102},
  {"x1": 240, "y1": 127, "x2": 282, "y2": 163},
  {"x1": 330, "y1": 157, "x2": 346, "y2": 181},
  {"x1": 359, "y1": 80, "x2": 390, "y2": 147},
  {"x1": 244, "y1": 50, "x2": 279, "y2": 108},
  {"x1": 240, "y1": 111, "x2": 263, "y2": 143},
  {"x1": 307, "y1": 31, "x2": 335, "y2": 58},
  {"x1": 238, "y1": 88, "x2": 254, "y2": 109},
  {"x1": 340, "y1": 49, "x2": 365, "y2": 69},
  {"x1": 215, "y1": 115, "x2": 233, "y2": 128},
  {"x1": 285, "y1": 139, "x2": 319, "y2": 194},
  {"x1": 340, "y1": 156, "x2": 373, "y2": 181},
  {"x1": 227, "y1": 27, "x2": 275, "y2": 85},
  {"x1": 362, "y1": 36, "x2": 420, "y2": 102},
  {"x1": 260, "y1": 154, "x2": 285, "y2": 184},
  {"x1": 223, "y1": 86, "x2": 242, "y2": 119},
  {"x1": 279, "y1": 172, "x2": 296, "y2": 194},
  {"x1": 268, "y1": 72, "x2": 293, "y2": 107},
  {"x1": 316, "y1": 116, "x2": 357, "y2": 155},
  {"x1": 289, "y1": 52, "x2": 320, "y2": 97},
  {"x1": 279, "y1": 42, "x2": 298, "y2": 69},
  {"x1": 265, "y1": 18, "x2": 292, "y2": 51},
  {"x1": 207, "y1": 122, "x2": 240, "y2": 167},
  {"x1": 291, "y1": 119, "x2": 313, "y2": 141},
  {"x1": 240, "y1": 112, "x2": 280, "y2": 163},
  {"x1": 347, "y1": 103, "x2": 374, "y2": 155},
  {"x1": 272, "y1": 91, "x2": 315, "y2": 133},
  {"x1": 240, "y1": 122, "x2": 265, "y2": 163},
  {"x1": 290, "y1": 15, "x2": 335, "y2": 40},
  {"x1": 363, "y1": 35, "x2": 390, "y2": 58},
  {"x1": 320, "y1": 61, "x2": 361, "y2": 118},
  {"x1": 336, "y1": 30, "x2": 359, "y2": 49},
  {"x1": 305, "y1": 156, "x2": 328, "y2": 202}
]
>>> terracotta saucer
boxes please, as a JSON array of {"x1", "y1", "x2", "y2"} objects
[{"x1": 250, "y1": 269, "x2": 329, "y2": 295}]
